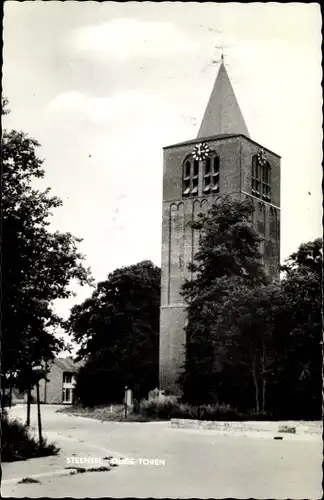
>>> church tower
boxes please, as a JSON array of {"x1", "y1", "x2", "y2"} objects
[{"x1": 159, "y1": 60, "x2": 281, "y2": 394}]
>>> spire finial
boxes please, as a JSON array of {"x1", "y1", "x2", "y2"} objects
[
  {"x1": 214, "y1": 44, "x2": 225, "y2": 64},
  {"x1": 197, "y1": 48, "x2": 250, "y2": 139}
]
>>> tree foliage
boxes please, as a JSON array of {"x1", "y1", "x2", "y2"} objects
[
  {"x1": 216, "y1": 281, "x2": 286, "y2": 413},
  {"x1": 180, "y1": 196, "x2": 267, "y2": 404},
  {"x1": 68, "y1": 261, "x2": 161, "y2": 406},
  {"x1": 274, "y1": 238, "x2": 322, "y2": 418},
  {"x1": 2, "y1": 102, "x2": 92, "y2": 395},
  {"x1": 180, "y1": 192, "x2": 322, "y2": 418}
]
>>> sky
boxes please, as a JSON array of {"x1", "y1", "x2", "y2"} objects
[{"x1": 3, "y1": 2, "x2": 322, "y2": 324}]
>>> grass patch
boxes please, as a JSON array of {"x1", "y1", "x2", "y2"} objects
[
  {"x1": 278, "y1": 424, "x2": 296, "y2": 434},
  {"x1": 87, "y1": 466, "x2": 110, "y2": 473},
  {"x1": 57, "y1": 399, "x2": 277, "y2": 423},
  {"x1": 18, "y1": 477, "x2": 41, "y2": 484},
  {"x1": 66, "y1": 465, "x2": 110, "y2": 475},
  {"x1": 1, "y1": 411, "x2": 60, "y2": 462},
  {"x1": 57, "y1": 405, "x2": 152, "y2": 422},
  {"x1": 65, "y1": 466, "x2": 86, "y2": 474}
]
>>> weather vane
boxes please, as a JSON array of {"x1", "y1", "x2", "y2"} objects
[{"x1": 213, "y1": 45, "x2": 227, "y2": 64}]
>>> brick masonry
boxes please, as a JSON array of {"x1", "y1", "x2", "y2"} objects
[
  {"x1": 28, "y1": 364, "x2": 64, "y2": 404},
  {"x1": 25, "y1": 358, "x2": 79, "y2": 404}
]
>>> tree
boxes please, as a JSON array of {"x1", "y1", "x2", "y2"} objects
[
  {"x1": 281, "y1": 238, "x2": 322, "y2": 277},
  {"x1": 217, "y1": 238, "x2": 322, "y2": 418},
  {"x1": 217, "y1": 282, "x2": 284, "y2": 413},
  {"x1": 180, "y1": 196, "x2": 267, "y2": 404},
  {"x1": 68, "y1": 261, "x2": 161, "y2": 406},
  {"x1": 274, "y1": 238, "x2": 323, "y2": 418},
  {"x1": 1, "y1": 102, "x2": 92, "y2": 409}
]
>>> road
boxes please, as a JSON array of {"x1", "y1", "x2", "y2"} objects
[{"x1": 2, "y1": 404, "x2": 322, "y2": 498}]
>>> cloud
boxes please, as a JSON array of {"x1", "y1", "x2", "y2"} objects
[
  {"x1": 44, "y1": 88, "x2": 193, "y2": 150},
  {"x1": 68, "y1": 18, "x2": 198, "y2": 61},
  {"x1": 47, "y1": 89, "x2": 171, "y2": 126}
]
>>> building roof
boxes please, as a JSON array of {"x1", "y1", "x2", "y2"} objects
[
  {"x1": 197, "y1": 61, "x2": 250, "y2": 139},
  {"x1": 54, "y1": 357, "x2": 83, "y2": 373}
]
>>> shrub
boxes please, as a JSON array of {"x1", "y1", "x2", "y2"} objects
[
  {"x1": 141, "y1": 400, "x2": 274, "y2": 422},
  {"x1": 139, "y1": 398, "x2": 248, "y2": 421},
  {"x1": 1, "y1": 411, "x2": 59, "y2": 462},
  {"x1": 140, "y1": 395, "x2": 179, "y2": 420},
  {"x1": 169, "y1": 403, "x2": 244, "y2": 421},
  {"x1": 198, "y1": 404, "x2": 243, "y2": 421}
]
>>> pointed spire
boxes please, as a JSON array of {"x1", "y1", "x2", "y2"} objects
[{"x1": 197, "y1": 61, "x2": 250, "y2": 139}]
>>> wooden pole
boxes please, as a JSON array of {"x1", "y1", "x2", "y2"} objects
[{"x1": 36, "y1": 380, "x2": 43, "y2": 448}]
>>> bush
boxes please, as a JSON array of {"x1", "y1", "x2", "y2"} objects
[
  {"x1": 139, "y1": 398, "x2": 273, "y2": 422},
  {"x1": 169, "y1": 403, "x2": 245, "y2": 421},
  {"x1": 1, "y1": 411, "x2": 59, "y2": 462},
  {"x1": 140, "y1": 395, "x2": 180, "y2": 420},
  {"x1": 139, "y1": 397, "x2": 244, "y2": 421}
]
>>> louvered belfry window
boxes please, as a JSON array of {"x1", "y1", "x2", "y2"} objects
[
  {"x1": 252, "y1": 153, "x2": 271, "y2": 202},
  {"x1": 183, "y1": 152, "x2": 220, "y2": 197},
  {"x1": 203, "y1": 154, "x2": 219, "y2": 194},
  {"x1": 182, "y1": 158, "x2": 199, "y2": 196},
  {"x1": 183, "y1": 160, "x2": 191, "y2": 196}
]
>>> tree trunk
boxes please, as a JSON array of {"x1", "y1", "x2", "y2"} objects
[
  {"x1": 252, "y1": 359, "x2": 260, "y2": 413},
  {"x1": 262, "y1": 379, "x2": 266, "y2": 413},
  {"x1": 261, "y1": 341, "x2": 267, "y2": 413},
  {"x1": 8, "y1": 372, "x2": 14, "y2": 408},
  {"x1": 26, "y1": 388, "x2": 31, "y2": 427},
  {"x1": 1, "y1": 377, "x2": 6, "y2": 415},
  {"x1": 36, "y1": 380, "x2": 43, "y2": 448},
  {"x1": 9, "y1": 379, "x2": 13, "y2": 408}
]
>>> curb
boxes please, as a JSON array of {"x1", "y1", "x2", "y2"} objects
[{"x1": 170, "y1": 419, "x2": 323, "y2": 435}]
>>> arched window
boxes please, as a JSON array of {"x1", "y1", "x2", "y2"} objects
[
  {"x1": 183, "y1": 159, "x2": 192, "y2": 196},
  {"x1": 192, "y1": 160, "x2": 199, "y2": 195},
  {"x1": 252, "y1": 155, "x2": 271, "y2": 202},
  {"x1": 203, "y1": 153, "x2": 219, "y2": 194},
  {"x1": 182, "y1": 158, "x2": 199, "y2": 196},
  {"x1": 261, "y1": 162, "x2": 271, "y2": 202},
  {"x1": 252, "y1": 155, "x2": 261, "y2": 197}
]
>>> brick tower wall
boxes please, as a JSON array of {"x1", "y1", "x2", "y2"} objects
[{"x1": 159, "y1": 135, "x2": 281, "y2": 393}]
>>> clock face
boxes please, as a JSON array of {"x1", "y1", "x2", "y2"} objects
[
  {"x1": 192, "y1": 142, "x2": 210, "y2": 161},
  {"x1": 257, "y1": 149, "x2": 267, "y2": 166}
]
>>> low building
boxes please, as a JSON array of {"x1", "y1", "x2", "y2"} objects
[{"x1": 27, "y1": 357, "x2": 82, "y2": 404}]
